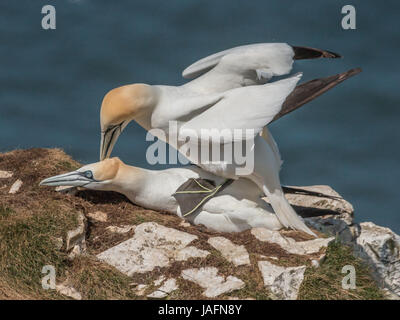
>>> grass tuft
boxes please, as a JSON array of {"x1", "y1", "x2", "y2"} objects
[{"x1": 299, "y1": 240, "x2": 385, "y2": 300}]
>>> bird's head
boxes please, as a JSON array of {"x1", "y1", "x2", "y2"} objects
[
  {"x1": 99, "y1": 83, "x2": 157, "y2": 160},
  {"x1": 40, "y1": 157, "x2": 123, "y2": 191}
]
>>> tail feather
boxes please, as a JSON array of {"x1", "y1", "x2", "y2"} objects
[{"x1": 265, "y1": 187, "x2": 316, "y2": 237}]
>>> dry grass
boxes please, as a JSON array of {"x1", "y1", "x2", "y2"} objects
[{"x1": 0, "y1": 148, "x2": 385, "y2": 300}]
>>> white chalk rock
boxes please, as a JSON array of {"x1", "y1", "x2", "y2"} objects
[
  {"x1": 55, "y1": 186, "x2": 78, "y2": 195},
  {"x1": 282, "y1": 185, "x2": 355, "y2": 241},
  {"x1": 56, "y1": 282, "x2": 82, "y2": 300},
  {"x1": 87, "y1": 211, "x2": 108, "y2": 223},
  {"x1": 311, "y1": 252, "x2": 327, "y2": 268},
  {"x1": 355, "y1": 222, "x2": 400, "y2": 297},
  {"x1": 251, "y1": 228, "x2": 333, "y2": 255},
  {"x1": 175, "y1": 246, "x2": 209, "y2": 261},
  {"x1": 153, "y1": 275, "x2": 166, "y2": 286},
  {"x1": 134, "y1": 284, "x2": 148, "y2": 296},
  {"x1": 147, "y1": 278, "x2": 178, "y2": 299},
  {"x1": 258, "y1": 260, "x2": 306, "y2": 300},
  {"x1": 285, "y1": 185, "x2": 354, "y2": 221},
  {"x1": 9, "y1": 179, "x2": 23, "y2": 194},
  {"x1": 97, "y1": 222, "x2": 199, "y2": 275},
  {"x1": 208, "y1": 237, "x2": 250, "y2": 266},
  {"x1": 0, "y1": 170, "x2": 13, "y2": 179},
  {"x1": 106, "y1": 225, "x2": 136, "y2": 234},
  {"x1": 181, "y1": 267, "x2": 244, "y2": 298},
  {"x1": 65, "y1": 213, "x2": 87, "y2": 257},
  {"x1": 179, "y1": 221, "x2": 191, "y2": 228}
]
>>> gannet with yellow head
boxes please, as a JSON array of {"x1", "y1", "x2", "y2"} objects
[
  {"x1": 40, "y1": 158, "x2": 283, "y2": 233},
  {"x1": 99, "y1": 43, "x2": 342, "y2": 160},
  {"x1": 96, "y1": 44, "x2": 357, "y2": 237}
]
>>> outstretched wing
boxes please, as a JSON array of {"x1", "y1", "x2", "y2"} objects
[
  {"x1": 182, "y1": 43, "x2": 340, "y2": 80},
  {"x1": 179, "y1": 73, "x2": 302, "y2": 144},
  {"x1": 182, "y1": 43, "x2": 294, "y2": 81},
  {"x1": 273, "y1": 68, "x2": 362, "y2": 122}
]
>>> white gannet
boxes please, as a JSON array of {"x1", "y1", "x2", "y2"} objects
[
  {"x1": 99, "y1": 43, "x2": 340, "y2": 160},
  {"x1": 180, "y1": 43, "x2": 340, "y2": 94},
  {"x1": 97, "y1": 44, "x2": 351, "y2": 236},
  {"x1": 40, "y1": 158, "x2": 284, "y2": 233},
  {"x1": 99, "y1": 72, "x2": 318, "y2": 234},
  {"x1": 100, "y1": 44, "x2": 360, "y2": 235}
]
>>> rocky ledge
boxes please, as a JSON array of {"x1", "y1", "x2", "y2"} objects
[{"x1": 0, "y1": 148, "x2": 398, "y2": 300}]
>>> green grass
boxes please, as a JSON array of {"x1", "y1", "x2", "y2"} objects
[
  {"x1": 0, "y1": 203, "x2": 141, "y2": 299},
  {"x1": 0, "y1": 203, "x2": 386, "y2": 300},
  {"x1": 0, "y1": 206, "x2": 15, "y2": 220},
  {"x1": 55, "y1": 160, "x2": 80, "y2": 172},
  {"x1": 0, "y1": 205, "x2": 79, "y2": 298},
  {"x1": 299, "y1": 240, "x2": 385, "y2": 300},
  {"x1": 68, "y1": 257, "x2": 139, "y2": 300}
]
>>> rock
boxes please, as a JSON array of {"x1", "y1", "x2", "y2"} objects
[
  {"x1": 0, "y1": 170, "x2": 13, "y2": 179},
  {"x1": 65, "y1": 213, "x2": 87, "y2": 257},
  {"x1": 179, "y1": 221, "x2": 191, "y2": 228},
  {"x1": 134, "y1": 284, "x2": 148, "y2": 296},
  {"x1": 8, "y1": 179, "x2": 23, "y2": 194},
  {"x1": 311, "y1": 259, "x2": 320, "y2": 268},
  {"x1": 56, "y1": 282, "x2": 82, "y2": 300},
  {"x1": 383, "y1": 288, "x2": 400, "y2": 300},
  {"x1": 97, "y1": 222, "x2": 199, "y2": 275},
  {"x1": 106, "y1": 225, "x2": 135, "y2": 234},
  {"x1": 147, "y1": 278, "x2": 178, "y2": 299},
  {"x1": 283, "y1": 185, "x2": 355, "y2": 241},
  {"x1": 153, "y1": 275, "x2": 166, "y2": 286},
  {"x1": 208, "y1": 237, "x2": 250, "y2": 266},
  {"x1": 285, "y1": 185, "x2": 354, "y2": 222},
  {"x1": 68, "y1": 244, "x2": 85, "y2": 260},
  {"x1": 175, "y1": 246, "x2": 209, "y2": 261},
  {"x1": 251, "y1": 228, "x2": 333, "y2": 256},
  {"x1": 258, "y1": 260, "x2": 306, "y2": 300},
  {"x1": 311, "y1": 252, "x2": 326, "y2": 268},
  {"x1": 306, "y1": 217, "x2": 356, "y2": 242},
  {"x1": 55, "y1": 186, "x2": 78, "y2": 196},
  {"x1": 354, "y1": 222, "x2": 400, "y2": 297},
  {"x1": 87, "y1": 211, "x2": 108, "y2": 223},
  {"x1": 181, "y1": 267, "x2": 245, "y2": 298}
]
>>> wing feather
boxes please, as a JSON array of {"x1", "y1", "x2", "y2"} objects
[{"x1": 179, "y1": 73, "x2": 302, "y2": 144}]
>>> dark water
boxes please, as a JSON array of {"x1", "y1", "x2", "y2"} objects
[{"x1": 1, "y1": 1, "x2": 399, "y2": 232}]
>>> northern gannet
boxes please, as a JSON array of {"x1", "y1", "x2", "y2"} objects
[
  {"x1": 180, "y1": 43, "x2": 340, "y2": 94},
  {"x1": 99, "y1": 73, "x2": 315, "y2": 234},
  {"x1": 99, "y1": 43, "x2": 341, "y2": 160},
  {"x1": 97, "y1": 44, "x2": 356, "y2": 236},
  {"x1": 40, "y1": 158, "x2": 283, "y2": 233}
]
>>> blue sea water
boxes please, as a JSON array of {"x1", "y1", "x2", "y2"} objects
[{"x1": 0, "y1": 0, "x2": 399, "y2": 232}]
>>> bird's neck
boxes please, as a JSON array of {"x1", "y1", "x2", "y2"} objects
[{"x1": 110, "y1": 164, "x2": 179, "y2": 212}]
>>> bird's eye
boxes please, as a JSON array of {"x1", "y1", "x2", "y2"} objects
[{"x1": 84, "y1": 171, "x2": 93, "y2": 179}]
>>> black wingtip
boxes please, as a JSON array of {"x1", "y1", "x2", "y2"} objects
[
  {"x1": 273, "y1": 67, "x2": 362, "y2": 122},
  {"x1": 292, "y1": 46, "x2": 342, "y2": 60}
]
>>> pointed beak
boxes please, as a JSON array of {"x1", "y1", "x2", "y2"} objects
[
  {"x1": 292, "y1": 46, "x2": 341, "y2": 60},
  {"x1": 39, "y1": 171, "x2": 94, "y2": 187},
  {"x1": 100, "y1": 123, "x2": 123, "y2": 161}
]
